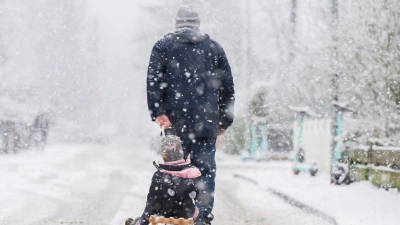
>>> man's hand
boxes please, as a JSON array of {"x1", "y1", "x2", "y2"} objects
[
  {"x1": 156, "y1": 115, "x2": 172, "y2": 129},
  {"x1": 217, "y1": 128, "x2": 226, "y2": 136}
]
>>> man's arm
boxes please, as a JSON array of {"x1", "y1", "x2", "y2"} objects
[
  {"x1": 147, "y1": 39, "x2": 167, "y2": 121},
  {"x1": 215, "y1": 44, "x2": 235, "y2": 131}
]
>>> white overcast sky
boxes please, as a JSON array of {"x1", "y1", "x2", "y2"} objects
[{"x1": 86, "y1": 0, "x2": 141, "y2": 67}]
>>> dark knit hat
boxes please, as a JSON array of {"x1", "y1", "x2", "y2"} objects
[
  {"x1": 160, "y1": 135, "x2": 184, "y2": 162},
  {"x1": 175, "y1": 5, "x2": 200, "y2": 29}
]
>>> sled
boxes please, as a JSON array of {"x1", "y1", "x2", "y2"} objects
[{"x1": 149, "y1": 215, "x2": 194, "y2": 225}]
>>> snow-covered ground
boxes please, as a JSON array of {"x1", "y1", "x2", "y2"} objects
[
  {"x1": 215, "y1": 156, "x2": 400, "y2": 225},
  {"x1": 1, "y1": 140, "x2": 399, "y2": 225},
  {"x1": 0, "y1": 141, "x2": 148, "y2": 225}
]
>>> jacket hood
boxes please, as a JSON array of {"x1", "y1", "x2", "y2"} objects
[
  {"x1": 160, "y1": 167, "x2": 201, "y2": 179},
  {"x1": 166, "y1": 27, "x2": 209, "y2": 44},
  {"x1": 158, "y1": 158, "x2": 201, "y2": 179}
]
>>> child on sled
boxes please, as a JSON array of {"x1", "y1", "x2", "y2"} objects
[{"x1": 126, "y1": 135, "x2": 206, "y2": 225}]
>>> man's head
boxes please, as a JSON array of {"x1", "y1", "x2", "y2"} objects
[
  {"x1": 160, "y1": 135, "x2": 184, "y2": 162},
  {"x1": 175, "y1": 5, "x2": 200, "y2": 29}
]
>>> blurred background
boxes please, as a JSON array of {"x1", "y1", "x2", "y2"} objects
[{"x1": 0, "y1": 0, "x2": 399, "y2": 159}]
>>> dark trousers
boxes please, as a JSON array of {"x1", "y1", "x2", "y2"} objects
[{"x1": 182, "y1": 137, "x2": 217, "y2": 224}]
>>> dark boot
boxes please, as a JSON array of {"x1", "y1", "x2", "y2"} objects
[{"x1": 204, "y1": 213, "x2": 214, "y2": 225}]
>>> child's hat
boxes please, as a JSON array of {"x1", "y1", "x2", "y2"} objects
[{"x1": 160, "y1": 135, "x2": 184, "y2": 162}]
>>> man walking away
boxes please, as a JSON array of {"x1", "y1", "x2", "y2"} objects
[{"x1": 146, "y1": 5, "x2": 235, "y2": 225}]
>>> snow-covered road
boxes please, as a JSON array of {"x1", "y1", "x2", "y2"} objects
[
  {"x1": 1, "y1": 141, "x2": 399, "y2": 225},
  {"x1": 0, "y1": 143, "x2": 144, "y2": 225}
]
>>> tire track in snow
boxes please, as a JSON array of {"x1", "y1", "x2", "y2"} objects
[
  {"x1": 267, "y1": 188, "x2": 338, "y2": 225},
  {"x1": 233, "y1": 173, "x2": 338, "y2": 225}
]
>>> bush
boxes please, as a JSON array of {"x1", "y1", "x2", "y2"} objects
[{"x1": 224, "y1": 114, "x2": 248, "y2": 155}]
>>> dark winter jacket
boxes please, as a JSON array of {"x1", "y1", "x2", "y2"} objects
[
  {"x1": 147, "y1": 27, "x2": 235, "y2": 138},
  {"x1": 139, "y1": 159, "x2": 203, "y2": 225}
]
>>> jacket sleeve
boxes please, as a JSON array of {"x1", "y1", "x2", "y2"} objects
[
  {"x1": 147, "y1": 38, "x2": 167, "y2": 121},
  {"x1": 215, "y1": 44, "x2": 235, "y2": 130},
  {"x1": 141, "y1": 172, "x2": 162, "y2": 223}
]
